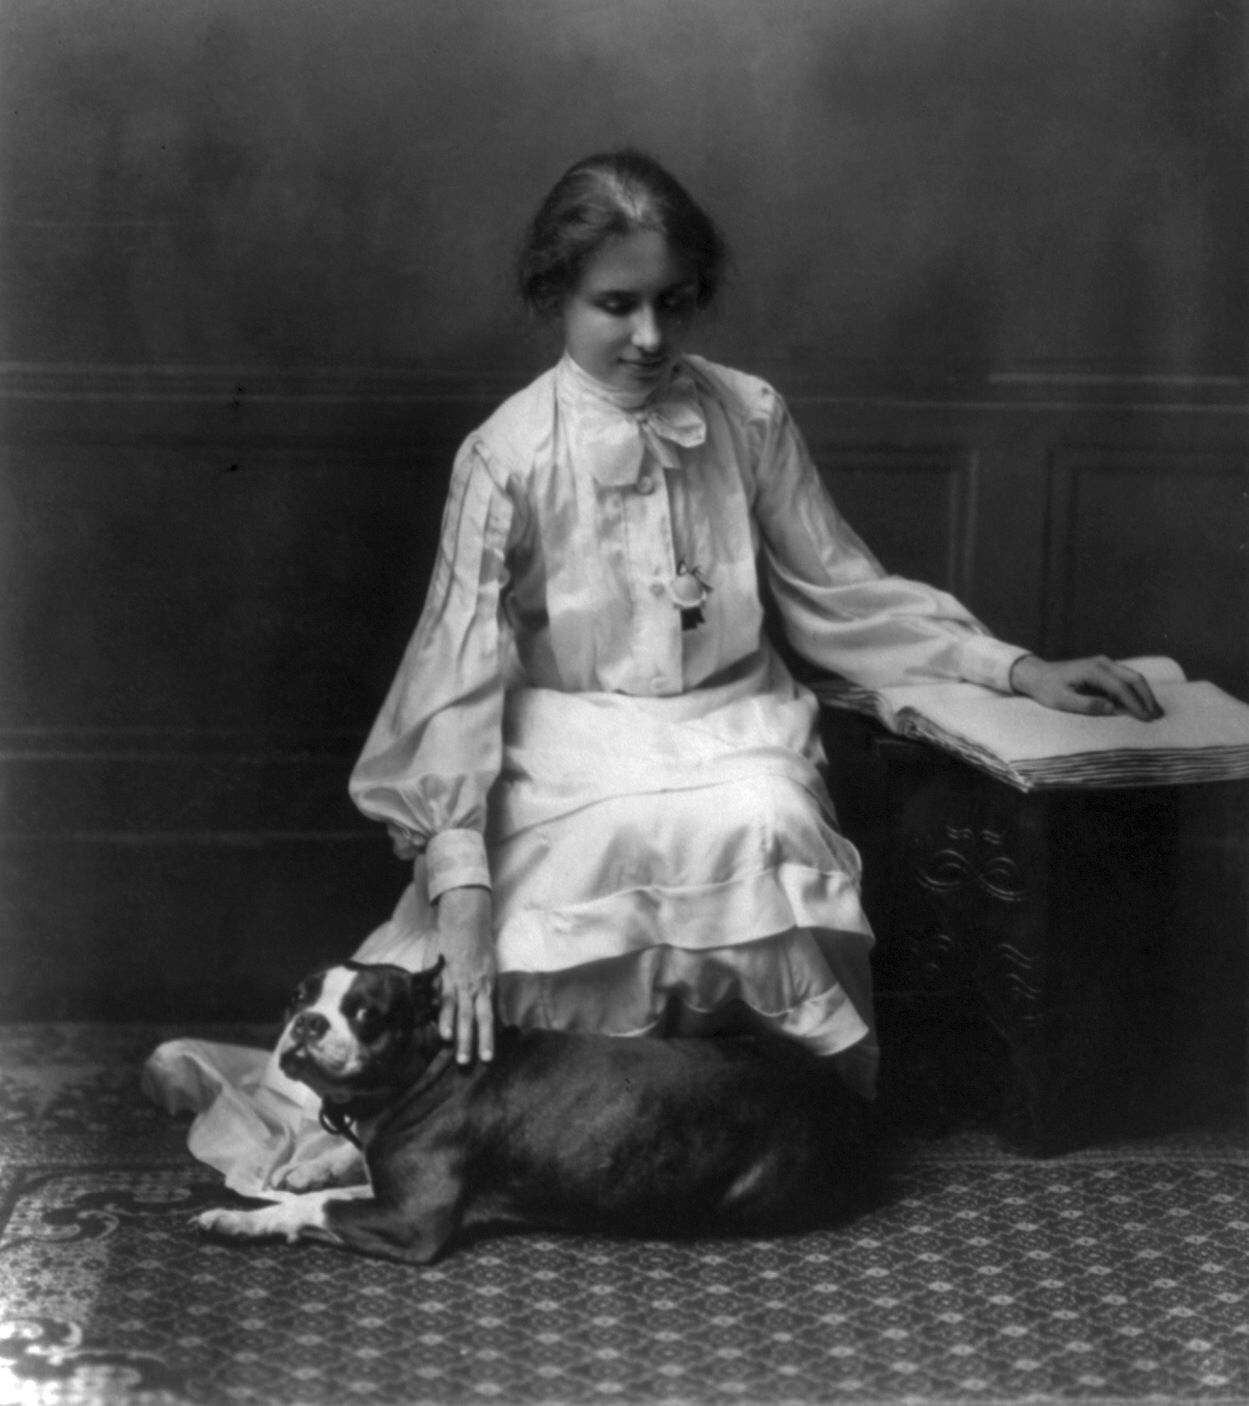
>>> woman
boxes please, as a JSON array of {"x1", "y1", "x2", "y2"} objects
[{"x1": 146, "y1": 150, "x2": 1158, "y2": 1194}]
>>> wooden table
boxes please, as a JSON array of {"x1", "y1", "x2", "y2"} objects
[{"x1": 821, "y1": 710, "x2": 1245, "y2": 1154}]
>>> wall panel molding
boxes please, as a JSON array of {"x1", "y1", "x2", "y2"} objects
[
  {"x1": 1043, "y1": 446, "x2": 1249, "y2": 691},
  {"x1": 3, "y1": 362, "x2": 1246, "y2": 1019},
  {"x1": 3, "y1": 362, "x2": 1247, "y2": 445},
  {"x1": 804, "y1": 444, "x2": 979, "y2": 599},
  {"x1": 0, "y1": 729, "x2": 366, "y2": 838}
]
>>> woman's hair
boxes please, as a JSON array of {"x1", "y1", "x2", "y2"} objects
[{"x1": 517, "y1": 149, "x2": 728, "y2": 318}]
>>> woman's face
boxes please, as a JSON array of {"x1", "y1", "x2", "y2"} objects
[{"x1": 561, "y1": 229, "x2": 699, "y2": 392}]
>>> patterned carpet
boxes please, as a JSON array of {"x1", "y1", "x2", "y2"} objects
[{"x1": 1, "y1": 1025, "x2": 1247, "y2": 1406}]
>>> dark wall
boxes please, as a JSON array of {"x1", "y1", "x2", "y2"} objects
[
  {"x1": 3, "y1": 0, "x2": 1244, "y2": 374},
  {"x1": 2, "y1": 0, "x2": 1246, "y2": 1020}
]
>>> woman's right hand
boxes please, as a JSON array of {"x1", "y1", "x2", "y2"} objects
[
  {"x1": 1009, "y1": 654, "x2": 1163, "y2": 720},
  {"x1": 432, "y1": 885, "x2": 496, "y2": 1066}
]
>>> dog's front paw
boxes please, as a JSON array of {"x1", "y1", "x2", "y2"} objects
[
  {"x1": 194, "y1": 1206, "x2": 278, "y2": 1241},
  {"x1": 271, "y1": 1164, "x2": 325, "y2": 1194},
  {"x1": 270, "y1": 1145, "x2": 365, "y2": 1194},
  {"x1": 194, "y1": 1194, "x2": 338, "y2": 1246}
]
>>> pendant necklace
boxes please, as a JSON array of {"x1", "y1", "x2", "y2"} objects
[
  {"x1": 635, "y1": 411, "x2": 711, "y2": 630},
  {"x1": 668, "y1": 559, "x2": 713, "y2": 631}
]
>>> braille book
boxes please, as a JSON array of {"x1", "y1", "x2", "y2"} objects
[{"x1": 811, "y1": 657, "x2": 1249, "y2": 791}]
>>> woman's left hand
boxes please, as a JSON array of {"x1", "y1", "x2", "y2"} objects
[{"x1": 1009, "y1": 654, "x2": 1163, "y2": 720}]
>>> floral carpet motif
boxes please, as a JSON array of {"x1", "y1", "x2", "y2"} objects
[{"x1": 0, "y1": 1023, "x2": 1247, "y2": 1406}]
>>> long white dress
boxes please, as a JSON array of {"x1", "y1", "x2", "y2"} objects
[{"x1": 144, "y1": 353, "x2": 1026, "y2": 1196}]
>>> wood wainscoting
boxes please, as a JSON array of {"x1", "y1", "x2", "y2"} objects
[{"x1": 1, "y1": 365, "x2": 1245, "y2": 1020}]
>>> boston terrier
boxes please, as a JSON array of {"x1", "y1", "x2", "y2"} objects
[{"x1": 194, "y1": 959, "x2": 873, "y2": 1264}]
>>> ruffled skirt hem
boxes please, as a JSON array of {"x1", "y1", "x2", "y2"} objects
[{"x1": 144, "y1": 660, "x2": 881, "y2": 1198}]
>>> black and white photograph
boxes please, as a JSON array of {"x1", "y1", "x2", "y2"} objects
[{"x1": 1, "y1": 2, "x2": 1247, "y2": 1403}]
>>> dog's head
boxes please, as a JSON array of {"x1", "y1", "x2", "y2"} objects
[{"x1": 276, "y1": 959, "x2": 444, "y2": 1104}]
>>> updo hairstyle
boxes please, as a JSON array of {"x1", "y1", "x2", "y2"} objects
[{"x1": 517, "y1": 149, "x2": 728, "y2": 319}]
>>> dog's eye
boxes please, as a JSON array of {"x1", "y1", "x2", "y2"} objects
[{"x1": 352, "y1": 1004, "x2": 383, "y2": 1034}]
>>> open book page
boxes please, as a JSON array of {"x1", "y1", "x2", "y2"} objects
[
  {"x1": 889, "y1": 679, "x2": 1249, "y2": 765},
  {"x1": 812, "y1": 656, "x2": 1249, "y2": 789},
  {"x1": 819, "y1": 656, "x2": 1186, "y2": 734}
]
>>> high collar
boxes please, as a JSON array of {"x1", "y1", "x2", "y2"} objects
[
  {"x1": 555, "y1": 353, "x2": 708, "y2": 487},
  {"x1": 557, "y1": 350, "x2": 674, "y2": 410}
]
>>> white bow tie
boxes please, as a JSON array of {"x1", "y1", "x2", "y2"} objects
[{"x1": 560, "y1": 358, "x2": 708, "y2": 488}]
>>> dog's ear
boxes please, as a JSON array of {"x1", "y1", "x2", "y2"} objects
[{"x1": 409, "y1": 956, "x2": 446, "y2": 1024}]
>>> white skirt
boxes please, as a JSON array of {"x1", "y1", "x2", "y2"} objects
[{"x1": 144, "y1": 652, "x2": 878, "y2": 1198}]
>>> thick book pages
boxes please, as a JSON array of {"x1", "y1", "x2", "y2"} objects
[{"x1": 811, "y1": 657, "x2": 1249, "y2": 791}]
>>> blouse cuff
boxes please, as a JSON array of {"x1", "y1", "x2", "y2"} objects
[
  {"x1": 425, "y1": 828, "x2": 492, "y2": 902},
  {"x1": 958, "y1": 635, "x2": 1033, "y2": 694}
]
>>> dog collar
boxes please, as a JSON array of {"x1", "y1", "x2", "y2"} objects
[{"x1": 319, "y1": 1104, "x2": 363, "y2": 1148}]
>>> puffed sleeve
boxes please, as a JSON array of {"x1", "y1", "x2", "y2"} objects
[
  {"x1": 348, "y1": 436, "x2": 519, "y2": 901},
  {"x1": 750, "y1": 385, "x2": 1029, "y2": 691}
]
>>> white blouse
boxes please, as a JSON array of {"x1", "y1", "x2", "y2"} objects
[{"x1": 349, "y1": 353, "x2": 1027, "y2": 900}]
